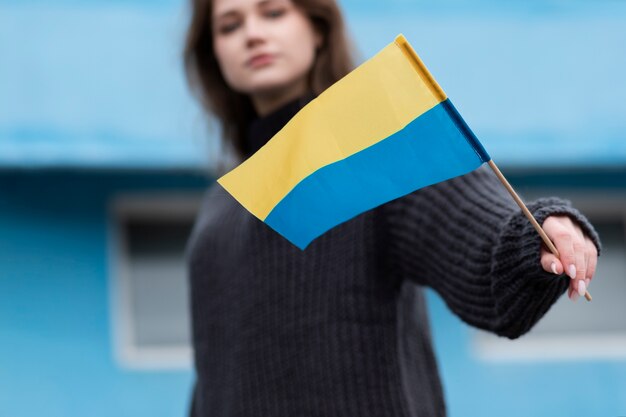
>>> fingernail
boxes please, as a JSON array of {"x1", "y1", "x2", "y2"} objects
[
  {"x1": 551, "y1": 262, "x2": 558, "y2": 275},
  {"x1": 568, "y1": 264, "x2": 577, "y2": 280},
  {"x1": 578, "y1": 280, "x2": 586, "y2": 297},
  {"x1": 569, "y1": 289, "x2": 580, "y2": 302}
]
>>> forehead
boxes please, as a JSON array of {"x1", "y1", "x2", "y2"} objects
[{"x1": 213, "y1": 0, "x2": 288, "y2": 16}]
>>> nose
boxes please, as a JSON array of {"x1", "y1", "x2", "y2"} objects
[{"x1": 243, "y1": 16, "x2": 266, "y2": 48}]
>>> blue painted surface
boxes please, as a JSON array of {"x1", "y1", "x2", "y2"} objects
[
  {"x1": 0, "y1": 4, "x2": 215, "y2": 169},
  {"x1": 425, "y1": 287, "x2": 626, "y2": 417},
  {"x1": 1, "y1": 1, "x2": 625, "y2": 168},
  {"x1": 266, "y1": 100, "x2": 486, "y2": 249},
  {"x1": 0, "y1": 172, "x2": 209, "y2": 417}
]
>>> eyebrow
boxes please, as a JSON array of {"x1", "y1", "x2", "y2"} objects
[{"x1": 214, "y1": 0, "x2": 282, "y2": 21}]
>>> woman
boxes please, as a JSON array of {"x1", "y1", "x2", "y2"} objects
[{"x1": 183, "y1": 0, "x2": 602, "y2": 416}]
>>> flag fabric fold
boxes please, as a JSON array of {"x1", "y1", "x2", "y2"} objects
[{"x1": 217, "y1": 34, "x2": 491, "y2": 250}]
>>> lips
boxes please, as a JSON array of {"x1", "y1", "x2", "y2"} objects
[{"x1": 247, "y1": 53, "x2": 275, "y2": 68}]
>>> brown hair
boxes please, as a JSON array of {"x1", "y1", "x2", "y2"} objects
[{"x1": 183, "y1": 0, "x2": 356, "y2": 164}]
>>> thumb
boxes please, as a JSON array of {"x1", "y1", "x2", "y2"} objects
[{"x1": 541, "y1": 246, "x2": 563, "y2": 275}]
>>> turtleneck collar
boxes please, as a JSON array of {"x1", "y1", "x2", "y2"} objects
[{"x1": 245, "y1": 91, "x2": 317, "y2": 158}]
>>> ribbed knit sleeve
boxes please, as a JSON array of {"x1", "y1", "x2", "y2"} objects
[{"x1": 383, "y1": 165, "x2": 602, "y2": 340}]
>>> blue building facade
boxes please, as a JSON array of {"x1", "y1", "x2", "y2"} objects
[{"x1": 1, "y1": 1, "x2": 625, "y2": 416}]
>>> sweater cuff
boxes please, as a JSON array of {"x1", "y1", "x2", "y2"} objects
[{"x1": 490, "y1": 197, "x2": 601, "y2": 339}]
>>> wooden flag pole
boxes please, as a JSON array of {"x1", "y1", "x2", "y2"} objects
[{"x1": 487, "y1": 160, "x2": 592, "y2": 302}]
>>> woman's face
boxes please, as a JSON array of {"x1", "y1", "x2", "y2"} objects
[{"x1": 212, "y1": 0, "x2": 321, "y2": 101}]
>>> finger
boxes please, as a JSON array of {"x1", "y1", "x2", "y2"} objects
[
  {"x1": 569, "y1": 276, "x2": 579, "y2": 300},
  {"x1": 554, "y1": 231, "x2": 576, "y2": 280},
  {"x1": 573, "y1": 238, "x2": 587, "y2": 296},
  {"x1": 568, "y1": 285, "x2": 580, "y2": 302},
  {"x1": 585, "y1": 238, "x2": 598, "y2": 283},
  {"x1": 540, "y1": 245, "x2": 563, "y2": 275},
  {"x1": 584, "y1": 247, "x2": 589, "y2": 276}
]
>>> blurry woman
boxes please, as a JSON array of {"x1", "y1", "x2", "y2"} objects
[{"x1": 183, "y1": 1, "x2": 601, "y2": 416}]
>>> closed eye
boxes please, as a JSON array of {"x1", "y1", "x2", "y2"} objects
[
  {"x1": 219, "y1": 21, "x2": 241, "y2": 34},
  {"x1": 265, "y1": 8, "x2": 285, "y2": 18}
]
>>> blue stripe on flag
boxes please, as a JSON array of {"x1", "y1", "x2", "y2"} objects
[{"x1": 264, "y1": 99, "x2": 490, "y2": 250}]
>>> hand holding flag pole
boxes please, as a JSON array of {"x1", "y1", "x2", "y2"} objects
[
  {"x1": 487, "y1": 160, "x2": 593, "y2": 301},
  {"x1": 395, "y1": 35, "x2": 594, "y2": 302}
]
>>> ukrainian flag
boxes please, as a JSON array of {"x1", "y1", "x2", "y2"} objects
[{"x1": 217, "y1": 34, "x2": 491, "y2": 250}]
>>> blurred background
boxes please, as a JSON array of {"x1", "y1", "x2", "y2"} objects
[{"x1": 1, "y1": 0, "x2": 625, "y2": 416}]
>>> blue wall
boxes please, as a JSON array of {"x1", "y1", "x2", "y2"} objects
[
  {"x1": 1, "y1": 0, "x2": 625, "y2": 169},
  {"x1": 428, "y1": 286, "x2": 626, "y2": 417},
  {"x1": 0, "y1": 171, "x2": 208, "y2": 417}
]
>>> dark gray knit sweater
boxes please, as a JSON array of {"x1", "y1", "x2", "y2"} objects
[{"x1": 185, "y1": 94, "x2": 602, "y2": 417}]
